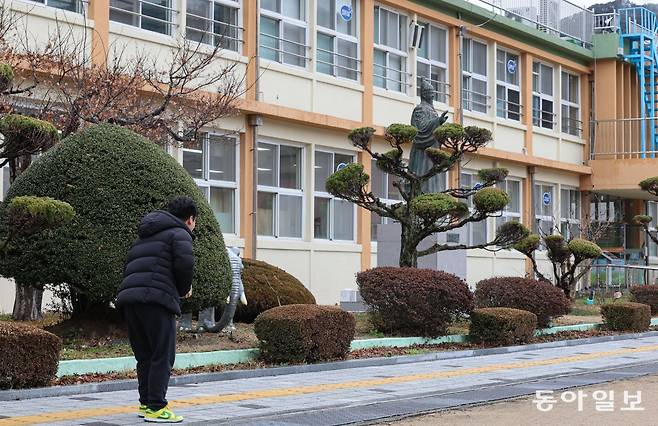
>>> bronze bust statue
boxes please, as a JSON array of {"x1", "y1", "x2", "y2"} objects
[{"x1": 409, "y1": 79, "x2": 449, "y2": 193}]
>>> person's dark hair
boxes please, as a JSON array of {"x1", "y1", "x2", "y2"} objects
[{"x1": 168, "y1": 196, "x2": 198, "y2": 221}]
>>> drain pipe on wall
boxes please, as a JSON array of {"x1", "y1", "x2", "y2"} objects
[{"x1": 248, "y1": 0, "x2": 262, "y2": 261}]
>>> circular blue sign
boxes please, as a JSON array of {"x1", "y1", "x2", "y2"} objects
[
  {"x1": 507, "y1": 59, "x2": 517, "y2": 74},
  {"x1": 542, "y1": 192, "x2": 551, "y2": 206},
  {"x1": 336, "y1": 162, "x2": 348, "y2": 172},
  {"x1": 340, "y1": 4, "x2": 353, "y2": 22},
  {"x1": 473, "y1": 182, "x2": 483, "y2": 190}
]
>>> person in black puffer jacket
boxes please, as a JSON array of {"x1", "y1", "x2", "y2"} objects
[{"x1": 116, "y1": 196, "x2": 196, "y2": 423}]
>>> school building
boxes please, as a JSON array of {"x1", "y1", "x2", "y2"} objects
[{"x1": 1, "y1": 0, "x2": 657, "y2": 311}]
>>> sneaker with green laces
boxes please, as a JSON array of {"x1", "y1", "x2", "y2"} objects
[
  {"x1": 138, "y1": 404, "x2": 148, "y2": 418},
  {"x1": 144, "y1": 406, "x2": 184, "y2": 423}
]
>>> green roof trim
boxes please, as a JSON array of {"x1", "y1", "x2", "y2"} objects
[{"x1": 413, "y1": 0, "x2": 594, "y2": 64}]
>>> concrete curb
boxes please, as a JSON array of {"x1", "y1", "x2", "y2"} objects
[{"x1": 3, "y1": 329, "x2": 658, "y2": 401}]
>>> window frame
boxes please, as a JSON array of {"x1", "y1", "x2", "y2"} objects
[
  {"x1": 532, "y1": 60, "x2": 555, "y2": 130},
  {"x1": 561, "y1": 70, "x2": 581, "y2": 137},
  {"x1": 560, "y1": 187, "x2": 580, "y2": 240},
  {"x1": 256, "y1": 139, "x2": 305, "y2": 239},
  {"x1": 186, "y1": 0, "x2": 243, "y2": 53},
  {"x1": 462, "y1": 37, "x2": 489, "y2": 114},
  {"x1": 416, "y1": 21, "x2": 449, "y2": 103},
  {"x1": 461, "y1": 171, "x2": 488, "y2": 246},
  {"x1": 110, "y1": 0, "x2": 177, "y2": 36},
  {"x1": 260, "y1": 0, "x2": 309, "y2": 69},
  {"x1": 373, "y1": 4, "x2": 410, "y2": 93},
  {"x1": 495, "y1": 178, "x2": 522, "y2": 230},
  {"x1": 182, "y1": 132, "x2": 240, "y2": 236},
  {"x1": 316, "y1": 0, "x2": 360, "y2": 81},
  {"x1": 313, "y1": 148, "x2": 357, "y2": 241},
  {"x1": 534, "y1": 182, "x2": 556, "y2": 238},
  {"x1": 495, "y1": 48, "x2": 521, "y2": 122},
  {"x1": 28, "y1": 0, "x2": 83, "y2": 13}
]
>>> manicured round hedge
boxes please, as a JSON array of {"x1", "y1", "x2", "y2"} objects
[
  {"x1": 630, "y1": 286, "x2": 658, "y2": 314},
  {"x1": 254, "y1": 304, "x2": 355, "y2": 363},
  {"x1": 474, "y1": 277, "x2": 571, "y2": 328},
  {"x1": 601, "y1": 302, "x2": 651, "y2": 332},
  {"x1": 232, "y1": 258, "x2": 316, "y2": 323},
  {"x1": 357, "y1": 267, "x2": 473, "y2": 338},
  {"x1": 0, "y1": 322, "x2": 62, "y2": 389},
  {"x1": 0, "y1": 124, "x2": 231, "y2": 312},
  {"x1": 469, "y1": 307, "x2": 537, "y2": 345}
]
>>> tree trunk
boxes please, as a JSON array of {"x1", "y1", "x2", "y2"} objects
[
  {"x1": 12, "y1": 284, "x2": 44, "y2": 321},
  {"x1": 9, "y1": 155, "x2": 45, "y2": 321},
  {"x1": 399, "y1": 225, "x2": 418, "y2": 268}
]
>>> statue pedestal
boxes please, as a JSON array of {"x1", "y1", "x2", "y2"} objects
[{"x1": 375, "y1": 223, "x2": 467, "y2": 280}]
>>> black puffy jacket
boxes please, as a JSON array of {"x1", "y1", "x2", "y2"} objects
[{"x1": 116, "y1": 210, "x2": 195, "y2": 315}]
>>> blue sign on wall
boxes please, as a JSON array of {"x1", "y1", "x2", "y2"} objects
[
  {"x1": 542, "y1": 192, "x2": 552, "y2": 206},
  {"x1": 507, "y1": 59, "x2": 517, "y2": 74},
  {"x1": 340, "y1": 4, "x2": 353, "y2": 22},
  {"x1": 336, "y1": 162, "x2": 348, "y2": 172}
]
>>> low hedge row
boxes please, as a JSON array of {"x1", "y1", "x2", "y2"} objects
[
  {"x1": 254, "y1": 304, "x2": 355, "y2": 363},
  {"x1": 0, "y1": 322, "x2": 62, "y2": 389},
  {"x1": 469, "y1": 307, "x2": 537, "y2": 345},
  {"x1": 475, "y1": 277, "x2": 571, "y2": 328},
  {"x1": 601, "y1": 302, "x2": 651, "y2": 332},
  {"x1": 357, "y1": 267, "x2": 473, "y2": 338},
  {"x1": 630, "y1": 286, "x2": 658, "y2": 315}
]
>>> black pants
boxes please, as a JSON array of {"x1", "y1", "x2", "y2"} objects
[{"x1": 123, "y1": 303, "x2": 176, "y2": 411}]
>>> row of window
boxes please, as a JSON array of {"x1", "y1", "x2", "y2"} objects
[{"x1": 104, "y1": 1, "x2": 583, "y2": 136}]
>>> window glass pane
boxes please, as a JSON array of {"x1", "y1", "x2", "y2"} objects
[
  {"x1": 496, "y1": 50, "x2": 505, "y2": 80},
  {"x1": 371, "y1": 159, "x2": 385, "y2": 198},
  {"x1": 398, "y1": 14, "x2": 407, "y2": 49},
  {"x1": 387, "y1": 174, "x2": 401, "y2": 200},
  {"x1": 569, "y1": 74, "x2": 579, "y2": 103},
  {"x1": 374, "y1": 49, "x2": 386, "y2": 88},
  {"x1": 416, "y1": 61, "x2": 429, "y2": 97},
  {"x1": 208, "y1": 135, "x2": 236, "y2": 181},
  {"x1": 388, "y1": 53, "x2": 403, "y2": 92},
  {"x1": 260, "y1": 16, "x2": 279, "y2": 61},
  {"x1": 561, "y1": 189, "x2": 569, "y2": 219},
  {"x1": 186, "y1": 0, "x2": 211, "y2": 44},
  {"x1": 371, "y1": 211, "x2": 382, "y2": 241},
  {"x1": 261, "y1": 0, "x2": 278, "y2": 12},
  {"x1": 472, "y1": 79, "x2": 487, "y2": 113},
  {"x1": 49, "y1": 0, "x2": 78, "y2": 12},
  {"x1": 258, "y1": 142, "x2": 277, "y2": 186},
  {"x1": 431, "y1": 26, "x2": 446, "y2": 62},
  {"x1": 210, "y1": 187, "x2": 234, "y2": 234},
  {"x1": 215, "y1": 4, "x2": 239, "y2": 51},
  {"x1": 336, "y1": 38, "x2": 358, "y2": 80},
  {"x1": 183, "y1": 139, "x2": 203, "y2": 179},
  {"x1": 314, "y1": 197, "x2": 330, "y2": 239},
  {"x1": 473, "y1": 41, "x2": 487, "y2": 75},
  {"x1": 542, "y1": 99, "x2": 553, "y2": 129},
  {"x1": 507, "y1": 54, "x2": 518, "y2": 85},
  {"x1": 282, "y1": 23, "x2": 305, "y2": 66},
  {"x1": 541, "y1": 64, "x2": 553, "y2": 95},
  {"x1": 373, "y1": 6, "x2": 379, "y2": 44},
  {"x1": 335, "y1": 0, "x2": 356, "y2": 35},
  {"x1": 508, "y1": 180, "x2": 520, "y2": 213},
  {"x1": 417, "y1": 23, "x2": 429, "y2": 59},
  {"x1": 472, "y1": 220, "x2": 487, "y2": 245},
  {"x1": 385, "y1": 9, "x2": 397, "y2": 49},
  {"x1": 432, "y1": 65, "x2": 446, "y2": 102},
  {"x1": 280, "y1": 145, "x2": 302, "y2": 189},
  {"x1": 110, "y1": 0, "x2": 138, "y2": 26},
  {"x1": 257, "y1": 191, "x2": 275, "y2": 236},
  {"x1": 317, "y1": 32, "x2": 334, "y2": 75},
  {"x1": 314, "y1": 151, "x2": 332, "y2": 192},
  {"x1": 282, "y1": 0, "x2": 303, "y2": 20},
  {"x1": 333, "y1": 198, "x2": 354, "y2": 240},
  {"x1": 279, "y1": 195, "x2": 303, "y2": 237},
  {"x1": 142, "y1": 0, "x2": 170, "y2": 34},
  {"x1": 317, "y1": 0, "x2": 332, "y2": 29},
  {"x1": 508, "y1": 88, "x2": 520, "y2": 121},
  {"x1": 334, "y1": 153, "x2": 353, "y2": 171},
  {"x1": 462, "y1": 39, "x2": 471, "y2": 72}
]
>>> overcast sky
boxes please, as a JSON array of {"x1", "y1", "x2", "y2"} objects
[{"x1": 569, "y1": 0, "x2": 654, "y2": 6}]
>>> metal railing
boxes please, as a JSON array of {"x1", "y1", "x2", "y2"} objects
[
  {"x1": 589, "y1": 263, "x2": 658, "y2": 290},
  {"x1": 416, "y1": 78, "x2": 451, "y2": 102},
  {"x1": 185, "y1": 11, "x2": 243, "y2": 52},
  {"x1": 259, "y1": 32, "x2": 311, "y2": 65},
  {"x1": 594, "y1": 12, "x2": 618, "y2": 32},
  {"x1": 110, "y1": 0, "x2": 178, "y2": 36},
  {"x1": 463, "y1": 0, "x2": 594, "y2": 47},
  {"x1": 591, "y1": 117, "x2": 658, "y2": 159},
  {"x1": 462, "y1": 88, "x2": 491, "y2": 112},
  {"x1": 316, "y1": 47, "x2": 361, "y2": 79},
  {"x1": 618, "y1": 7, "x2": 657, "y2": 37}
]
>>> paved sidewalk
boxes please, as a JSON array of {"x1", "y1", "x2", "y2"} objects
[{"x1": 3, "y1": 336, "x2": 658, "y2": 425}]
